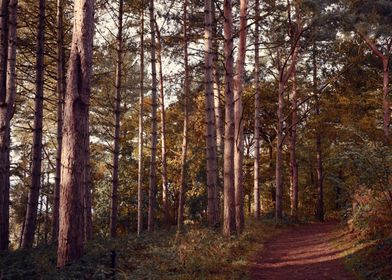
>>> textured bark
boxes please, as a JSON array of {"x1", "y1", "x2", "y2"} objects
[
  {"x1": 147, "y1": 0, "x2": 158, "y2": 232},
  {"x1": 137, "y1": 0, "x2": 144, "y2": 236},
  {"x1": 177, "y1": 0, "x2": 189, "y2": 231},
  {"x1": 313, "y1": 41, "x2": 324, "y2": 222},
  {"x1": 0, "y1": 0, "x2": 14, "y2": 251},
  {"x1": 110, "y1": 0, "x2": 124, "y2": 239},
  {"x1": 52, "y1": 0, "x2": 65, "y2": 245},
  {"x1": 84, "y1": 140, "x2": 92, "y2": 241},
  {"x1": 233, "y1": 0, "x2": 247, "y2": 235},
  {"x1": 57, "y1": 0, "x2": 94, "y2": 267},
  {"x1": 155, "y1": 22, "x2": 169, "y2": 226},
  {"x1": 223, "y1": 0, "x2": 235, "y2": 236},
  {"x1": 253, "y1": 0, "x2": 261, "y2": 219},
  {"x1": 204, "y1": 0, "x2": 219, "y2": 228},
  {"x1": 22, "y1": 0, "x2": 46, "y2": 249}
]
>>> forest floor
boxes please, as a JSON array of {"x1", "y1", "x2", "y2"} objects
[
  {"x1": 249, "y1": 221, "x2": 356, "y2": 280},
  {"x1": 0, "y1": 218, "x2": 282, "y2": 279}
]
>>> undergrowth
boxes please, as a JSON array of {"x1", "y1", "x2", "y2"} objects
[
  {"x1": 0, "y1": 217, "x2": 280, "y2": 280},
  {"x1": 334, "y1": 226, "x2": 392, "y2": 280}
]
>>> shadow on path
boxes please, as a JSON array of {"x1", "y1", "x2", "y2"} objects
[{"x1": 250, "y1": 221, "x2": 355, "y2": 280}]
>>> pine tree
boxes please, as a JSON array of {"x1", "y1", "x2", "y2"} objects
[{"x1": 57, "y1": 0, "x2": 94, "y2": 267}]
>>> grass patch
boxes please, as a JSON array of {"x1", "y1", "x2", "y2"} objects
[{"x1": 0, "y1": 217, "x2": 281, "y2": 279}]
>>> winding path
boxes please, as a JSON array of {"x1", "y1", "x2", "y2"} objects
[{"x1": 250, "y1": 221, "x2": 355, "y2": 280}]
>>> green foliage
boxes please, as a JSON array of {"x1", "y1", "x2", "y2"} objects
[
  {"x1": 0, "y1": 218, "x2": 280, "y2": 280},
  {"x1": 336, "y1": 231, "x2": 392, "y2": 280}
]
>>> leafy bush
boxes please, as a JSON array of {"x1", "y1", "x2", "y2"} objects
[{"x1": 336, "y1": 142, "x2": 392, "y2": 239}]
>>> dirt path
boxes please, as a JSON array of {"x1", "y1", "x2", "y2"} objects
[{"x1": 250, "y1": 221, "x2": 355, "y2": 280}]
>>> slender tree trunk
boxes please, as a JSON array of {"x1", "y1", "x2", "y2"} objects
[
  {"x1": 211, "y1": 2, "x2": 223, "y2": 155},
  {"x1": 19, "y1": 211, "x2": 25, "y2": 248},
  {"x1": 22, "y1": 0, "x2": 46, "y2": 249},
  {"x1": 155, "y1": 22, "x2": 169, "y2": 226},
  {"x1": 274, "y1": 4, "x2": 302, "y2": 221},
  {"x1": 289, "y1": 7, "x2": 301, "y2": 218},
  {"x1": 210, "y1": 0, "x2": 220, "y2": 223},
  {"x1": 19, "y1": 162, "x2": 29, "y2": 248},
  {"x1": 289, "y1": 68, "x2": 299, "y2": 218},
  {"x1": 204, "y1": 0, "x2": 219, "y2": 228},
  {"x1": 313, "y1": 41, "x2": 324, "y2": 222},
  {"x1": 315, "y1": 123, "x2": 323, "y2": 221},
  {"x1": 233, "y1": 0, "x2": 247, "y2": 235},
  {"x1": 382, "y1": 58, "x2": 390, "y2": 141},
  {"x1": 147, "y1": 0, "x2": 158, "y2": 232},
  {"x1": 37, "y1": 187, "x2": 43, "y2": 245},
  {"x1": 275, "y1": 81, "x2": 284, "y2": 220},
  {"x1": 137, "y1": 0, "x2": 144, "y2": 236},
  {"x1": 223, "y1": 0, "x2": 235, "y2": 236},
  {"x1": 44, "y1": 189, "x2": 49, "y2": 244},
  {"x1": 57, "y1": 0, "x2": 94, "y2": 267},
  {"x1": 177, "y1": 0, "x2": 189, "y2": 232},
  {"x1": 6, "y1": 1, "x2": 16, "y2": 240},
  {"x1": 0, "y1": 0, "x2": 16, "y2": 251},
  {"x1": 253, "y1": 0, "x2": 260, "y2": 219},
  {"x1": 52, "y1": 0, "x2": 65, "y2": 244},
  {"x1": 110, "y1": 0, "x2": 124, "y2": 239}
]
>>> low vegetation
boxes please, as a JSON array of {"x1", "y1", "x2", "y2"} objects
[
  {"x1": 0, "y1": 218, "x2": 280, "y2": 279},
  {"x1": 335, "y1": 228, "x2": 392, "y2": 280}
]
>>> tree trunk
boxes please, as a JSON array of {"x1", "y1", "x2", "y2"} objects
[
  {"x1": 177, "y1": 0, "x2": 189, "y2": 232},
  {"x1": 52, "y1": 0, "x2": 65, "y2": 245},
  {"x1": 313, "y1": 41, "x2": 324, "y2": 222},
  {"x1": 57, "y1": 0, "x2": 94, "y2": 267},
  {"x1": 274, "y1": 4, "x2": 302, "y2": 221},
  {"x1": 382, "y1": 58, "x2": 390, "y2": 141},
  {"x1": 84, "y1": 140, "x2": 92, "y2": 241},
  {"x1": 110, "y1": 0, "x2": 123, "y2": 239},
  {"x1": 210, "y1": 0, "x2": 221, "y2": 223},
  {"x1": 137, "y1": 0, "x2": 144, "y2": 236},
  {"x1": 289, "y1": 67, "x2": 299, "y2": 219},
  {"x1": 155, "y1": 21, "x2": 169, "y2": 226},
  {"x1": 204, "y1": 0, "x2": 219, "y2": 228},
  {"x1": 147, "y1": 0, "x2": 158, "y2": 232},
  {"x1": 37, "y1": 187, "x2": 43, "y2": 245},
  {"x1": 0, "y1": 0, "x2": 16, "y2": 251},
  {"x1": 253, "y1": 0, "x2": 260, "y2": 219},
  {"x1": 275, "y1": 81, "x2": 284, "y2": 220},
  {"x1": 315, "y1": 128, "x2": 323, "y2": 221},
  {"x1": 233, "y1": 0, "x2": 247, "y2": 235},
  {"x1": 211, "y1": 2, "x2": 223, "y2": 155},
  {"x1": 44, "y1": 188, "x2": 49, "y2": 244},
  {"x1": 22, "y1": 0, "x2": 46, "y2": 249},
  {"x1": 223, "y1": 0, "x2": 235, "y2": 236}
]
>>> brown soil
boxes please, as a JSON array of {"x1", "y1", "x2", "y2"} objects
[{"x1": 250, "y1": 221, "x2": 355, "y2": 280}]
